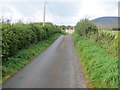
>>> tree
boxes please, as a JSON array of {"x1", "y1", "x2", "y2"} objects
[{"x1": 75, "y1": 18, "x2": 98, "y2": 37}]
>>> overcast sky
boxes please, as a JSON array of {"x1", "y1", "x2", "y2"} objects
[{"x1": 0, "y1": 0, "x2": 119, "y2": 25}]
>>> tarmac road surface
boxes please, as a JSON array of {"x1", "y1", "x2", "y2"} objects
[{"x1": 3, "y1": 35, "x2": 88, "y2": 88}]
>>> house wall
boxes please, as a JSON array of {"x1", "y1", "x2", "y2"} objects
[{"x1": 65, "y1": 27, "x2": 75, "y2": 34}]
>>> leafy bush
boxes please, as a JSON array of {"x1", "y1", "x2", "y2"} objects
[
  {"x1": 2, "y1": 22, "x2": 62, "y2": 60},
  {"x1": 75, "y1": 19, "x2": 98, "y2": 36}
]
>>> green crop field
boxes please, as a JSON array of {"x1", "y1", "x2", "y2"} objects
[{"x1": 98, "y1": 29, "x2": 119, "y2": 39}]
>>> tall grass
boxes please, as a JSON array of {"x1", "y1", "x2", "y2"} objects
[
  {"x1": 72, "y1": 32, "x2": 119, "y2": 88},
  {"x1": 89, "y1": 32, "x2": 118, "y2": 57}
]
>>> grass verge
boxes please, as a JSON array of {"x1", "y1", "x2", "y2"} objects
[
  {"x1": 72, "y1": 32, "x2": 119, "y2": 88},
  {"x1": 2, "y1": 33, "x2": 61, "y2": 83}
]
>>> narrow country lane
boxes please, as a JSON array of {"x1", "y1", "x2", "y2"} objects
[{"x1": 3, "y1": 35, "x2": 88, "y2": 88}]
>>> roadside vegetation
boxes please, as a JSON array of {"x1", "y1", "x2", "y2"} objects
[
  {"x1": 2, "y1": 22, "x2": 62, "y2": 60},
  {"x1": 1, "y1": 20, "x2": 65, "y2": 82},
  {"x1": 72, "y1": 19, "x2": 119, "y2": 88}
]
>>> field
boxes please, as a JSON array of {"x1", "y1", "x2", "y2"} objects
[{"x1": 98, "y1": 29, "x2": 119, "y2": 39}]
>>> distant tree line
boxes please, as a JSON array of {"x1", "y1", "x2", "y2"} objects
[{"x1": 112, "y1": 27, "x2": 120, "y2": 31}]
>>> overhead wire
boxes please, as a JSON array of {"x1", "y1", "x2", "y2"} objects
[{"x1": 45, "y1": 2, "x2": 61, "y2": 25}]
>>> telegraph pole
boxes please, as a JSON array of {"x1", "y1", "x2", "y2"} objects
[{"x1": 43, "y1": 0, "x2": 47, "y2": 27}]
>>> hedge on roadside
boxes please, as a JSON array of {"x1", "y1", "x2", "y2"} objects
[{"x1": 2, "y1": 22, "x2": 62, "y2": 61}]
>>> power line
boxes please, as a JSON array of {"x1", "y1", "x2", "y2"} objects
[{"x1": 46, "y1": 2, "x2": 61, "y2": 25}]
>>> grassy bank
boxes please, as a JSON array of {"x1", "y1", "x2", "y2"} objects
[
  {"x1": 72, "y1": 32, "x2": 118, "y2": 88},
  {"x1": 2, "y1": 33, "x2": 61, "y2": 83},
  {"x1": 89, "y1": 32, "x2": 118, "y2": 57}
]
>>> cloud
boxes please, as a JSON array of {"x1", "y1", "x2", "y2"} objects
[
  {"x1": 1, "y1": 7, "x2": 22, "y2": 21},
  {"x1": 0, "y1": 0, "x2": 119, "y2": 25},
  {"x1": 1, "y1": 0, "x2": 83, "y2": 2}
]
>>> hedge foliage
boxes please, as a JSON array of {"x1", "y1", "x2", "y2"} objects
[
  {"x1": 2, "y1": 33, "x2": 61, "y2": 82},
  {"x1": 2, "y1": 22, "x2": 62, "y2": 60},
  {"x1": 75, "y1": 19, "x2": 98, "y2": 36}
]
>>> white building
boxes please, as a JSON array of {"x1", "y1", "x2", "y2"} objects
[{"x1": 65, "y1": 27, "x2": 75, "y2": 34}]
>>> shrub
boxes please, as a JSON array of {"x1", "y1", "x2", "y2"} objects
[
  {"x1": 2, "y1": 22, "x2": 62, "y2": 60},
  {"x1": 75, "y1": 19, "x2": 98, "y2": 37}
]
